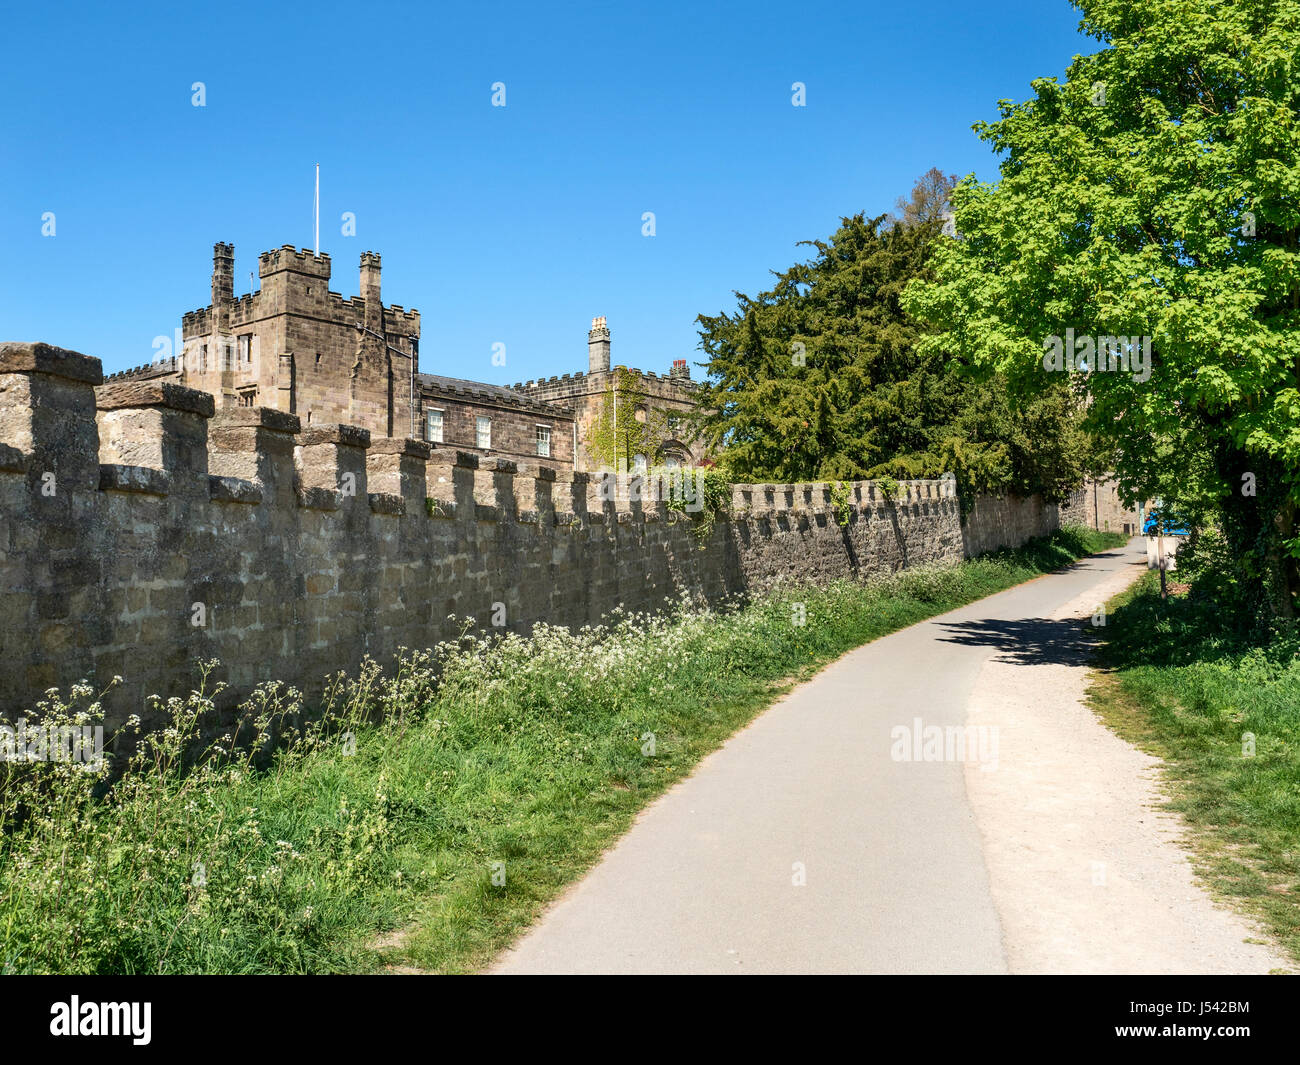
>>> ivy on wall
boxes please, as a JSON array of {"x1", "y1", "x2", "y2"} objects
[{"x1": 585, "y1": 367, "x2": 674, "y2": 472}]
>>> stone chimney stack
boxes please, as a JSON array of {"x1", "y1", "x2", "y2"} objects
[
  {"x1": 588, "y1": 315, "x2": 610, "y2": 374},
  {"x1": 360, "y1": 251, "x2": 383, "y2": 334},
  {"x1": 211, "y1": 242, "x2": 234, "y2": 336},
  {"x1": 669, "y1": 358, "x2": 691, "y2": 382},
  {"x1": 212, "y1": 243, "x2": 234, "y2": 303}
]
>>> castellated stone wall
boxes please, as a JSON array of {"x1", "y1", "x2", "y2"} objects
[{"x1": 1, "y1": 342, "x2": 1056, "y2": 732}]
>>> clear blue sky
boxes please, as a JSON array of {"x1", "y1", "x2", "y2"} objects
[{"x1": 0, "y1": 0, "x2": 1091, "y2": 384}]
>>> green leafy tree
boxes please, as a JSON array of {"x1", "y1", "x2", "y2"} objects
[
  {"x1": 694, "y1": 179, "x2": 1088, "y2": 499},
  {"x1": 903, "y1": 0, "x2": 1300, "y2": 617}
]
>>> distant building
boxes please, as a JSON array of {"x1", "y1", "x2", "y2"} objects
[
  {"x1": 508, "y1": 316, "x2": 701, "y2": 471},
  {"x1": 111, "y1": 243, "x2": 704, "y2": 471}
]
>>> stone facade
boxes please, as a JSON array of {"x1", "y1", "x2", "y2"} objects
[
  {"x1": 416, "y1": 375, "x2": 574, "y2": 471},
  {"x1": 2, "y1": 341, "x2": 1129, "y2": 736},
  {"x1": 962, "y1": 493, "x2": 1062, "y2": 557},
  {"x1": 112, "y1": 246, "x2": 700, "y2": 474},
  {"x1": 110, "y1": 244, "x2": 420, "y2": 439},
  {"x1": 1059, "y1": 477, "x2": 1145, "y2": 535}
]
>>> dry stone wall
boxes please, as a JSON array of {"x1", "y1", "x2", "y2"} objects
[{"x1": 1, "y1": 343, "x2": 1057, "y2": 729}]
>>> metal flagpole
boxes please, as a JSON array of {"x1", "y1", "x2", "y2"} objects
[{"x1": 314, "y1": 164, "x2": 320, "y2": 255}]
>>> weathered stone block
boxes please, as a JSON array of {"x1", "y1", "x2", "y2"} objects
[{"x1": 99, "y1": 464, "x2": 170, "y2": 496}]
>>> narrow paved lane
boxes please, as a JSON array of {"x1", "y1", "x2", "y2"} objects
[{"x1": 490, "y1": 540, "x2": 1177, "y2": 974}]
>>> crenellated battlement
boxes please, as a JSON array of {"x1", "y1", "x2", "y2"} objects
[
  {"x1": 258, "y1": 244, "x2": 332, "y2": 279},
  {"x1": 514, "y1": 370, "x2": 590, "y2": 390},
  {"x1": 0, "y1": 341, "x2": 1053, "y2": 733},
  {"x1": 512, "y1": 363, "x2": 698, "y2": 403},
  {"x1": 0, "y1": 342, "x2": 965, "y2": 527},
  {"x1": 321, "y1": 290, "x2": 420, "y2": 329},
  {"x1": 105, "y1": 357, "x2": 180, "y2": 382}
]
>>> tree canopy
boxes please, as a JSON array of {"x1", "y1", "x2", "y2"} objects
[
  {"x1": 693, "y1": 180, "x2": 1091, "y2": 500},
  {"x1": 903, "y1": 0, "x2": 1300, "y2": 616}
]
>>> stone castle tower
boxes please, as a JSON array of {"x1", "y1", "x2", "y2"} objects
[{"x1": 110, "y1": 243, "x2": 420, "y2": 438}]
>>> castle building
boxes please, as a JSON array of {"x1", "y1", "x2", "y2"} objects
[
  {"x1": 112, "y1": 243, "x2": 703, "y2": 472},
  {"x1": 507, "y1": 317, "x2": 700, "y2": 471},
  {"x1": 110, "y1": 243, "x2": 419, "y2": 438}
]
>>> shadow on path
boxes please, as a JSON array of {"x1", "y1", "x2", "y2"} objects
[{"x1": 933, "y1": 615, "x2": 1097, "y2": 668}]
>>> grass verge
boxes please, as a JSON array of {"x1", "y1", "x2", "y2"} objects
[
  {"x1": 1089, "y1": 572, "x2": 1300, "y2": 965},
  {"x1": 1, "y1": 524, "x2": 1123, "y2": 974}
]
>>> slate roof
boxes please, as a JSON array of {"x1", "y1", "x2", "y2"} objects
[{"x1": 415, "y1": 373, "x2": 573, "y2": 417}]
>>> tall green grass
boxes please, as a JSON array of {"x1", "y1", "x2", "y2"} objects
[
  {"x1": 1, "y1": 525, "x2": 1122, "y2": 974},
  {"x1": 1091, "y1": 573, "x2": 1300, "y2": 963}
]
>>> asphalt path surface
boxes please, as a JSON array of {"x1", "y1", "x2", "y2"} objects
[{"x1": 493, "y1": 540, "x2": 1285, "y2": 974}]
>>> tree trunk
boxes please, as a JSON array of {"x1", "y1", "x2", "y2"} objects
[{"x1": 1271, "y1": 498, "x2": 1298, "y2": 619}]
